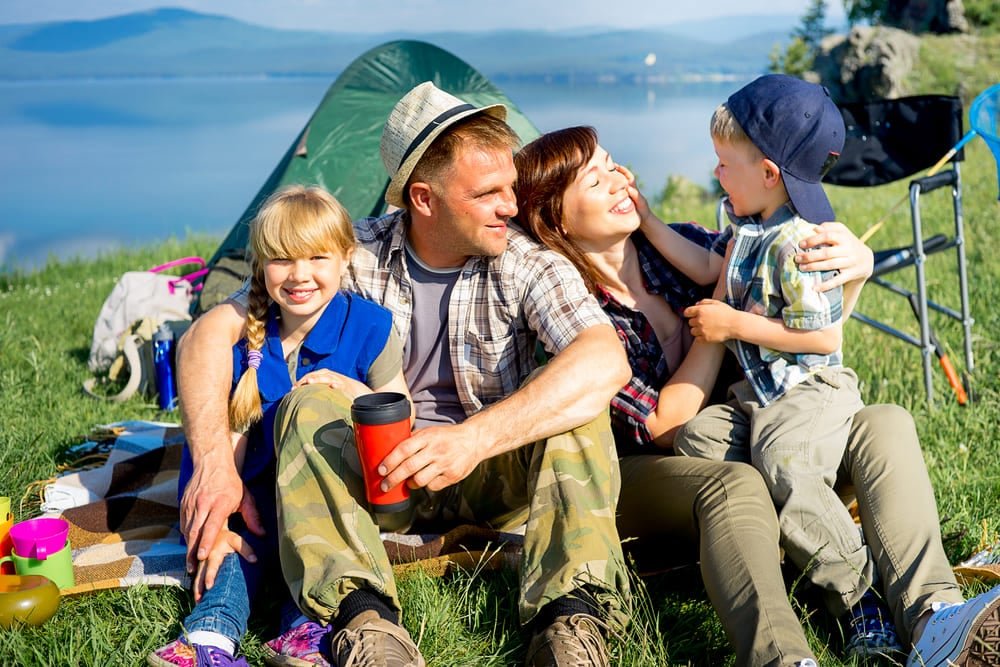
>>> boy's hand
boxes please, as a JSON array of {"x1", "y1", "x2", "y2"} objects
[
  {"x1": 684, "y1": 298, "x2": 739, "y2": 343},
  {"x1": 617, "y1": 164, "x2": 653, "y2": 226},
  {"x1": 193, "y1": 527, "x2": 257, "y2": 602}
]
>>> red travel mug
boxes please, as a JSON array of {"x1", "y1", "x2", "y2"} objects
[{"x1": 351, "y1": 392, "x2": 412, "y2": 513}]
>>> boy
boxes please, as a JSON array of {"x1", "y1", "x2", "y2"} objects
[{"x1": 641, "y1": 74, "x2": 900, "y2": 657}]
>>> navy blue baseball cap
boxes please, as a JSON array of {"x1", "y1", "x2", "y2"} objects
[{"x1": 726, "y1": 74, "x2": 845, "y2": 224}]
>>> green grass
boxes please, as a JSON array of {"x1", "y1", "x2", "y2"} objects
[{"x1": 4, "y1": 38, "x2": 1000, "y2": 667}]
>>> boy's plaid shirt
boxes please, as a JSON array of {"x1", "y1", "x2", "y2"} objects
[{"x1": 713, "y1": 201, "x2": 844, "y2": 406}]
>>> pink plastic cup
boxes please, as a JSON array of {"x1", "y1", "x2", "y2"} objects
[{"x1": 9, "y1": 518, "x2": 69, "y2": 561}]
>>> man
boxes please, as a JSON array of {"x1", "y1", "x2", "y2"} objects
[{"x1": 176, "y1": 82, "x2": 632, "y2": 667}]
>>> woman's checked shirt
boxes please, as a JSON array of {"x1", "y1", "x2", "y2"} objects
[{"x1": 598, "y1": 225, "x2": 717, "y2": 453}]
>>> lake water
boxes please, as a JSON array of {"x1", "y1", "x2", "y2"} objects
[{"x1": 0, "y1": 77, "x2": 743, "y2": 271}]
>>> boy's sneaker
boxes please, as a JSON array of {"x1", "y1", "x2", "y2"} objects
[
  {"x1": 845, "y1": 588, "x2": 904, "y2": 658},
  {"x1": 262, "y1": 621, "x2": 333, "y2": 667},
  {"x1": 330, "y1": 610, "x2": 425, "y2": 667},
  {"x1": 906, "y1": 584, "x2": 1000, "y2": 666},
  {"x1": 525, "y1": 614, "x2": 610, "y2": 667},
  {"x1": 148, "y1": 638, "x2": 249, "y2": 667}
]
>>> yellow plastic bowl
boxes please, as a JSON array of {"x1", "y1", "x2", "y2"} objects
[{"x1": 0, "y1": 574, "x2": 60, "y2": 627}]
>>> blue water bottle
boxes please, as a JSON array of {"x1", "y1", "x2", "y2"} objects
[{"x1": 153, "y1": 323, "x2": 178, "y2": 411}]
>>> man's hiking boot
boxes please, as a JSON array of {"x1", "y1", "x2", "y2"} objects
[
  {"x1": 148, "y1": 638, "x2": 249, "y2": 667},
  {"x1": 330, "y1": 610, "x2": 425, "y2": 667},
  {"x1": 525, "y1": 613, "x2": 610, "y2": 667},
  {"x1": 262, "y1": 620, "x2": 332, "y2": 666},
  {"x1": 845, "y1": 587, "x2": 903, "y2": 658},
  {"x1": 907, "y1": 584, "x2": 1000, "y2": 666}
]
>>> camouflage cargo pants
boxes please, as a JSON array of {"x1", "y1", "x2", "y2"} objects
[{"x1": 273, "y1": 384, "x2": 629, "y2": 627}]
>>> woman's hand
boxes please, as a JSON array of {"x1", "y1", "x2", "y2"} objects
[
  {"x1": 796, "y1": 222, "x2": 874, "y2": 291},
  {"x1": 684, "y1": 298, "x2": 740, "y2": 343},
  {"x1": 193, "y1": 526, "x2": 256, "y2": 602},
  {"x1": 294, "y1": 369, "x2": 371, "y2": 401}
]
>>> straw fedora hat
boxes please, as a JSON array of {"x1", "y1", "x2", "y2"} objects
[{"x1": 380, "y1": 81, "x2": 507, "y2": 208}]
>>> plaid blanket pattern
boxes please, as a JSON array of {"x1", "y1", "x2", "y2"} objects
[{"x1": 43, "y1": 421, "x2": 523, "y2": 596}]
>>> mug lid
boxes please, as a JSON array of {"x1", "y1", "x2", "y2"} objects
[{"x1": 351, "y1": 392, "x2": 411, "y2": 425}]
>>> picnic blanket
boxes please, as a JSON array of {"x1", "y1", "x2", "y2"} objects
[{"x1": 41, "y1": 421, "x2": 523, "y2": 596}]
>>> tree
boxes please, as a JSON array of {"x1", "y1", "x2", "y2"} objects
[
  {"x1": 768, "y1": 37, "x2": 814, "y2": 77},
  {"x1": 796, "y1": 0, "x2": 834, "y2": 51},
  {"x1": 770, "y1": 0, "x2": 832, "y2": 75}
]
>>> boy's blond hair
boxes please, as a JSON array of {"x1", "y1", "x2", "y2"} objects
[{"x1": 710, "y1": 103, "x2": 764, "y2": 161}]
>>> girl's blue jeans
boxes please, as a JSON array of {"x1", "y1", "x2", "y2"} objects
[{"x1": 180, "y1": 463, "x2": 292, "y2": 643}]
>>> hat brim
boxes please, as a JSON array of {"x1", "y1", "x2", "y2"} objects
[
  {"x1": 782, "y1": 167, "x2": 835, "y2": 225},
  {"x1": 384, "y1": 103, "x2": 507, "y2": 208}
]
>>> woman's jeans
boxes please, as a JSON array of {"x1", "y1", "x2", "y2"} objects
[{"x1": 617, "y1": 404, "x2": 963, "y2": 667}]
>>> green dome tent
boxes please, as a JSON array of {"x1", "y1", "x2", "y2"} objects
[{"x1": 194, "y1": 39, "x2": 540, "y2": 314}]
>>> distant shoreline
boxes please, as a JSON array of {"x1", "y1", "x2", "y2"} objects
[{"x1": 0, "y1": 72, "x2": 751, "y2": 86}]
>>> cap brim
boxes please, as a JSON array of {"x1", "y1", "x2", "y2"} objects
[
  {"x1": 782, "y1": 168, "x2": 835, "y2": 224},
  {"x1": 384, "y1": 103, "x2": 507, "y2": 208}
]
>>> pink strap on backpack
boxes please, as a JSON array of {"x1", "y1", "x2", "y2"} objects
[{"x1": 149, "y1": 256, "x2": 208, "y2": 294}]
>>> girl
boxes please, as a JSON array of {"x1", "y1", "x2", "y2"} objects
[{"x1": 151, "y1": 185, "x2": 409, "y2": 667}]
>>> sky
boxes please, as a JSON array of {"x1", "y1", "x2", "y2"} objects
[{"x1": 0, "y1": 0, "x2": 846, "y2": 32}]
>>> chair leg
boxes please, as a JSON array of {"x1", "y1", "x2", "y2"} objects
[
  {"x1": 911, "y1": 183, "x2": 934, "y2": 404},
  {"x1": 953, "y1": 164, "x2": 975, "y2": 375}
]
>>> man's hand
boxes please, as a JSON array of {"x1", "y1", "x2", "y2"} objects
[
  {"x1": 796, "y1": 222, "x2": 874, "y2": 291},
  {"x1": 376, "y1": 422, "x2": 486, "y2": 493},
  {"x1": 179, "y1": 457, "x2": 263, "y2": 573},
  {"x1": 684, "y1": 298, "x2": 740, "y2": 343}
]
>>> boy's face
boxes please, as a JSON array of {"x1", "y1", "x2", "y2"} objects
[{"x1": 712, "y1": 137, "x2": 773, "y2": 219}]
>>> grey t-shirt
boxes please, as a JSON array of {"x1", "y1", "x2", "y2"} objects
[{"x1": 403, "y1": 244, "x2": 466, "y2": 429}]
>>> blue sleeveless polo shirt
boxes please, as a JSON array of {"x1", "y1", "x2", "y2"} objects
[{"x1": 178, "y1": 291, "x2": 394, "y2": 494}]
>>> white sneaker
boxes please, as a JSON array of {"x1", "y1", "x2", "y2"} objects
[
  {"x1": 795, "y1": 660, "x2": 818, "y2": 667},
  {"x1": 906, "y1": 584, "x2": 1000, "y2": 666}
]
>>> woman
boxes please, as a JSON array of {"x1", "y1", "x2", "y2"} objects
[{"x1": 513, "y1": 126, "x2": 992, "y2": 667}]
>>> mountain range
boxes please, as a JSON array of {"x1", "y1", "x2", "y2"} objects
[{"x1": 0, "y1": 7, "x2": 800, "y2": 82}]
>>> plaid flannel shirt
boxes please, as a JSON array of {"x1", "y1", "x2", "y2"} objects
[
  {"x1": 599, "y1": 227, "x2": 715, "y2": 452},
  {"x1": 345, "y1": 209, "x2": 611, "y2": 417},
  {"x1": 713, "y1": 201, "x2": 844, "y2": 406}
]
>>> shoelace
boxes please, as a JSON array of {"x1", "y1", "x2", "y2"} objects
[
  {"x1": 194, "y1": 644, "x2": 250, "y2": 667},
  {"x1": 547, "y1": 615, "x2": 609, "y2": 667},
  {"x1": 291, "y1": 621, "x2": 330, "y2": 647},
  {"x1": 333, "y1": 621, "x2": 420, "y2": 667}
]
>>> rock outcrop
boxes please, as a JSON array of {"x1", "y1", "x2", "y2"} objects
[{"x1": 811, "y1": 26, "x2": 920, "y2": 103}]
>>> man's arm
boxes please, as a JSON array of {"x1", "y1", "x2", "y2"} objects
[
  {"x1": 377, "y1": 324, "x2": 630, "y2": 492},
  {"x1": 176, "y1": 300, "x2": 253, "y2": 571}
]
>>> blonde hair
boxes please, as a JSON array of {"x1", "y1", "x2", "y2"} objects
[
  {"x1": 710, "y1": 103, "x2": 764, "y2": 160},
  {"x1": 228, "y1": 185, "x2": 355, "y2": 432}
]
